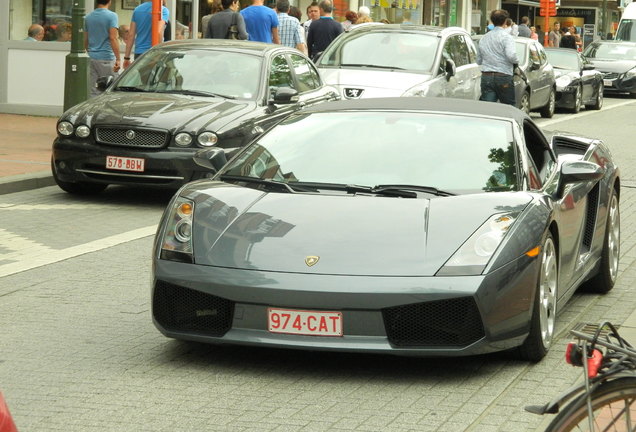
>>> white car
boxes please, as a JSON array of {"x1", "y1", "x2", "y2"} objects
[{"x1": 315, "y1": 24, "x2": 481, "y2": 100}]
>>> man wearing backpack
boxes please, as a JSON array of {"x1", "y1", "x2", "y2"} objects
[{"x1": 205, "y1": 0, "x2": 248, "y2": 40}]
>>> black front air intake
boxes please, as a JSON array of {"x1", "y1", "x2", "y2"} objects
[
  {"x1": 382, "y1": 297, "x2": 485, "y2": 347},
  {"x1": 153, "y1": 280, "x2": 234, "y2": 337}
]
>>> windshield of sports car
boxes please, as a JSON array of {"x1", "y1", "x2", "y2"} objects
[
  {"x1": 584, "y1": 42, "x2": 636, "y2": 60},
  {"x1": 545, "y1": 50, "x2": 579, "y2": 69},
  {"x1": 114, "y1": 49, "x2": 261, "y2": 99},
  {"x1": 317, "y1": 31, "x2": 438, "y2": 72},
  {"x1": 221, "y1": 111, "x2": 518, "y2": 194}
]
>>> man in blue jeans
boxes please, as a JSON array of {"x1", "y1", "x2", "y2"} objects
[{"x1": 476, "y1": 9, "x2": 519, "y2": 106}]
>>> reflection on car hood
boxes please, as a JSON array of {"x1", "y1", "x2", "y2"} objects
[
  {"x1": 587, "y1": 59, "x2": 636, "y2": 73},
  {"x1": 62, "y1": 92, "x2": 254, "y2": 133},
  {"x1": 319, "y1": 68, "x2": 433, "y2": 97},
  {"x1": 184, "y1": 182, "x2": 532, "y2": 276}
]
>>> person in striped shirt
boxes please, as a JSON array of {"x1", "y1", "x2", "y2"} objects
[{"x1": 275, "y1": 0, "x2": 307, "y2": 55}]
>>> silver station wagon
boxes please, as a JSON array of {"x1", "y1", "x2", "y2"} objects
[{"x1": 315, "y1": 25, "x2": 481, "y2": 100}]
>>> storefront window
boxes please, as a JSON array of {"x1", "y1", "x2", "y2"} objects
[
  {"x1": 358, "y1": 1, "x2": 421, "y2": 24},
  {"x1": 10, "y1": 0, "x2": 76, "y2": 41}
]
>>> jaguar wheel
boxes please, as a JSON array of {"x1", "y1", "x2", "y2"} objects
[{"x1": 586, "y1": 83, "x2": 604, "y2": 110}]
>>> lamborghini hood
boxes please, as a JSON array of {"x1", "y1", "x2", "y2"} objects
[{"x1": 185, "y1": 182, "x2": 532, "y2": 276}]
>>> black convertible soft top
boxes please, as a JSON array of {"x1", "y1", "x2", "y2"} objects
[{"x1": 303, "y1": 97, "x2": 530, "y2": 125}]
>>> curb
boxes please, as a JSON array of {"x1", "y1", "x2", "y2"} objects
[{"x1": 0, "y1": 172, "x2": 55, "y2": 196}]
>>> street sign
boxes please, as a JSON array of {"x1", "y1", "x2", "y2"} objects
[
  {"x1": 539, "y1": 7, "x2": 557, "y2": 16},
  {"x1": 539, "y1": 0, "x2": 557, "y2": 16}
]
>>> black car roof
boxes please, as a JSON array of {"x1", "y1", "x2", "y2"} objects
[
  {"x1": 302, "y1": 97, "x2": 529, "y2": 124},
  {"x1": 154, "y1": 39, "x2": 286, "y2": 56}
]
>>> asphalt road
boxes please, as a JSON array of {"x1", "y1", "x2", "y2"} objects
[{"x1": 1, "y1": 98, "x2": 636, "y2": 431}]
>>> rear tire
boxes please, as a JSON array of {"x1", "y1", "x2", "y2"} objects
[
  {"x1": 519, "y1": 90, "x2": 531, "y2": 115},
  {"x1": 586, "y1": 83, "x2": 603, "y2": 110},
  {"x1": 517, "y1": 232, "x2": 557, "y2": 362},
  {"x1": 545, "y1": 377, "x2": 636, "y2": 432},
  {"x1": 570, "y1": 85, "x2": 582, "y2": 113},
  {"x1": 51, "y1": 158, "x2": 107, "y2": 195},
  {"x1": 584, "y1": 188, "x2": 620, "y2": 294},
  {"x1": 540, "y1": 88, "x2": 556, "y2": 118}
]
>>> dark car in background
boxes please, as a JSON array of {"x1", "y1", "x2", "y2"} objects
[
  {"x1": 583, "y1": 41, "x2": 636, "y2": 97},
  {"x1": 545, "y1": 48, "x2": 604, "y2": 112},
  {"x1": 52, "y1": 40, "x2": 338, "y2": 194},
  {"x1": 317, "y1": 25, "x2": 481, "y2": 100},
  {"x1": 152, "y1": 97, "x2": 619, "y2": 362},
  {"x1": 473, "y1": 36, "x2": 556, "y2": 117}
]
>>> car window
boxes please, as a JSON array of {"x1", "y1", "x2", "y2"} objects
[
  {"x1": 515, "y1": 42, "x2": 528, "y2": 66},
  {"x1": 545, "y1": 50, "x2": 579, "y2": 69},
  {"x1": 536, "y1": 43, "x2": 548, "y2": 65},
  {"x1": 464, "y1": 35, "x2": 478, "y2": 64},
  {"x1": 223, "y1": 111, "x2": 518, "y2": 193},
  {"x1": 289, "y1": 54, "x2": 321, "y2": 93},
  {"x1": 584, "y1": 42, "x2": 636, "y2": 60},
  {"x1": 443, "y1": 35, "x2": 469, "y2": 68},
  {"x1": 269, "y1": 54, "x2": 295, "y2": 92},
  {"x1": 318, "y1": 31, "x2": 438, "y2": 72},
  {"x1": 529, "y1": 44, "x2": 540, "y2": 64},
  {"x1": 523, "y1": 119, "x2": 555, "y2": 183},
  {"x1": 115, "y1": 49, "x2": 261, "y2": 99}
]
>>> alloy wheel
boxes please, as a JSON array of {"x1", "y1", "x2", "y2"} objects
[
  {"x1": 539, "y1": 237, "x2": 557, "y2": 349},
  {"x1": 607, "y1": 194, "x2": 620, "y2": 283}
]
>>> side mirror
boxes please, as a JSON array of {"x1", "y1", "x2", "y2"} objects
[
  {"x1": 445, "y1": 58, "x2": 456, "y2": 80},
  {"x1": 270, "y1": 87, "x2": 299, "y2": 104},
  {"x1": 583, "y1": 64, "x2": 595, "y2": 70},
  {"x1": 530, "y1": 60, "x2": 541, "y2": 71},
  {"x1": 96, "y1": 75, "x2": 114, "y2": 91},
  {"x1": 557, "y1": 160, "x2": 604, "y2": 197},
  {"x1": 193, "y1": 147, "x2": 228, "y2": 172}
]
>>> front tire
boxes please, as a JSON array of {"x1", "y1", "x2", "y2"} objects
[
  {"x1": 519, "y1": 90, "x2": 531, "y2": 115},
  {"x1": 518, "y1": 232, "x2": 558, "y2": 362},
  {"x1": 540, "y1": 88, "x2": 556, "y2": 118},
  {"x1": 584, "y1": 188, "x2": 620, "y2": 293}
]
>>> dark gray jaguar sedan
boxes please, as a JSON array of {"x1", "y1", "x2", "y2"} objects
[
  {"x1": 583, "y1": 40, "x2": 636, "y2": 97},
  {"x1": 52, "y1": 40, "x2": 338, "y2": 194},
  {"x1": 152, "y1": 97, "x2": 620, "y2": 362}
]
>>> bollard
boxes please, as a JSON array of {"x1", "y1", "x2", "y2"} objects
[{"x1": 63, "y1": 1, "x2": 90, "y2": 112}]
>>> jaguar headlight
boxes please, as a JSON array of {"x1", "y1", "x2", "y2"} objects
[
  {"x1": 437, "y1": 213, "x2": 517, "y2": 276},
  {"x1": 75, "y1": 125, "x2": 91, "y2": 138},
  {"x1": 175, "y1": 132, "x2": 193, "y2": 147},
  {"x1": 197, "y1": 131, "x2": 218, "y2": 147},
  {"x1": 57, "y1": 121, "x2": 74, "y2": 136},
  {"x1": 160, "y1": 198, "x2": 195, "y2": 263}
]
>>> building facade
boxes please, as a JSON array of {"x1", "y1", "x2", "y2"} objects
[{"x1": 0, "y1": 0, "x2": 620, "y2": 116}]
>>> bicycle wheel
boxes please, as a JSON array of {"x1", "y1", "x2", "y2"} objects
[{"x1": 546, "y1": 376, "x2": 636, "y2": 431}]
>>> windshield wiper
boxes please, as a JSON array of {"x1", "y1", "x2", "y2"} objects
[
  {"x1": 157, "y1": 89, "x2": 236, "y2": 99},
  {"x1": 339, "y1": 63, "x2": 406, "y2": 70},
  {"x1": 219, "y1": 175, "x2": 318, "y2": 193},
  {"x1": 372, "y1": 184, "x2": 455, "y2": 197},
  {"x1": 114, "y1": 86, "x2": 148, "y2": 92}
]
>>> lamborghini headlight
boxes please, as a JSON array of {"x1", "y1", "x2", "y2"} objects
[
  {"x1": 160, "y1": 197, "x2": 195, "y2": 263},
  {"x1": 437, "y1": 213, "x2": 517, "y2": 276}
]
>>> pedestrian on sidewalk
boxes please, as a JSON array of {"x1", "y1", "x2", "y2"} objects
[
  {"x1": 276, "y1": 0, "x2": 307, "y2": 55},
  {"x1": 85, "y1": 0, "x2": 120, "y2": 97},
  {"x1": 123, "y1": 0, "x2": 170, "y2": 69},
  {"x1": 476, "y1": 9, "x2": 519, "y2": 106},
  {"x1": 306, "y1": 0, "x2": 343, "y2": 61},
  {"x1": 240, "y1": 0, "x2": 280, "y2": 43},
  {"x1": 205, "y1": 0, "x2": 248, "y2": 40}
]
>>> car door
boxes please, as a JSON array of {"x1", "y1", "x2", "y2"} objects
[
  {"x1": 463, "y1": 34, "x2": 482, "y2": 100},
  {"x1": 531, "y1": 42, "x2": 554, "y2": 109},
  {"x1": 437, "y1": 35, "x2": 464, "y2": 99}
]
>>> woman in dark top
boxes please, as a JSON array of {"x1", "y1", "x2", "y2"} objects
[
  {"x1": 560, "y1": 30, "x2": 577, "y2": 50},
  {"x1": 205, "y1": 0, "x2": 248, "y2": 40}
]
